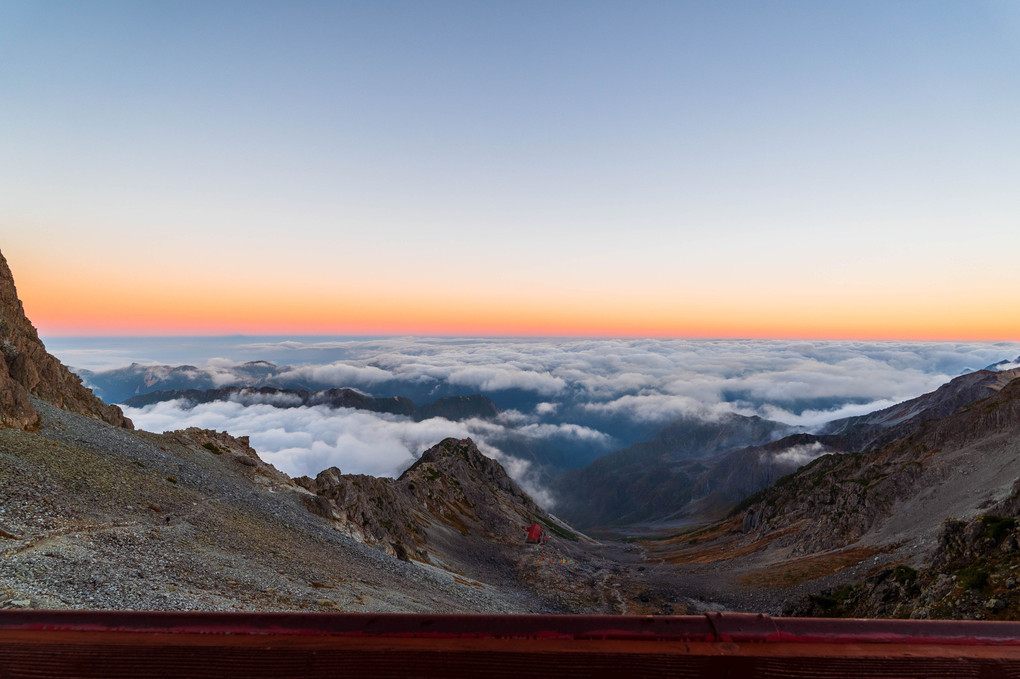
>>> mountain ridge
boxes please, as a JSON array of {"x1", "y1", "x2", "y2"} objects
[
  {"x1": 556, "y1": 366, "x2": 1020, "y2": 534},
  {"x1": 552, "y1": 413, "x2": 793, "y2": 531},
  {"x1": 121, "y1": 386, "x2": 501, "y2": 422}
]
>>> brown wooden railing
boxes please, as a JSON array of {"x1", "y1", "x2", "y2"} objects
[{"x1": 3, "y1": 610, "x2": 1020, "y2": 677}]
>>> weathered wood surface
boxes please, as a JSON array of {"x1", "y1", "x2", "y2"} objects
[{"x1": 3, "y1": 611, "x2": 1020, "y2": 678}]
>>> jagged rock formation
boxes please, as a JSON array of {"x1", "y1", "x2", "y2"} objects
[
  {"x1": 122, "y1": 386, "x2": 500, "y2": 422},
  {"x1": 0, "y1": 249, "x2": 131, "y2": 430},
  {"x1": 294, "y1": 438, "x2": 554, "y2": 563}
]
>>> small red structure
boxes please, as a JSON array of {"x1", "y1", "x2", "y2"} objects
[{"x1": 525, "y1": 523, "x2": 543, "y2": 543}]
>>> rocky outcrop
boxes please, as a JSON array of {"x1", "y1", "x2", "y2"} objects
[
  {"x1": 166, "y1": 427, "x2": 292, "y2": 484},
  {"x1": 0, "y1": 249, "x2": 131, "y2": 430},
  {"x1": 295, "y1": 438, "x2": 555, "y2": 563},
  {"x1": 294, "y1": 466, "x2": 427, "y2": 561},
  {"x1": 785, "y1": 480, "x2": 1020, "y2": 620}
]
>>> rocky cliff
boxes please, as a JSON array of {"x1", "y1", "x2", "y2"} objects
[
  {"x1": 785, "y1": 478, "x2": 1020, "y2": 620},
  {"x1": 0, "y1": 249, "x2": 131, "y2": 430},
  {"x1": 295, "y1": 437, "x2": 555, "y2": 563}
]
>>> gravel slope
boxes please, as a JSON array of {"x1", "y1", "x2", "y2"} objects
[
  {"x1": 0, "y1": 399, "x2": 544, "y2": 613},
  {"x1": 1, "y1": 398, "x2": 693, "y2": 615}
]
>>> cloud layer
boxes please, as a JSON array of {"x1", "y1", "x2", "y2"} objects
[
  {"x1": 72, "y1": 337, "x2": 1020, "y2": 499},
  {"x1": 121, "y1": 400, "x2": 559, "y2": 506}
]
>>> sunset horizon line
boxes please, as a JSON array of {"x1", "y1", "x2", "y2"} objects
[{"x1": 37, "y1": 329, "x2": 1020, "y2": 344}]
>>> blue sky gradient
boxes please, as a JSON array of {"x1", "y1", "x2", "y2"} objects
[{"x1": 4, "y1": 1, "x2": 1020, "y2": 337}]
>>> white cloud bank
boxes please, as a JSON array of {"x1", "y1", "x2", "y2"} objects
[
  {"x1": 115, "y1": 339, "x2": 1020, "y2": 412},
  {"x1": 79, "y1": 337, "x2": 1020, "y2": 508},
  {"x1": 122, "y1": 400, "x2": 556, "y2": 507}
]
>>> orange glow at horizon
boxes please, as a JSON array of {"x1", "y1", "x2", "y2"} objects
[{"x1": 15, "y1": 267, "x2": 1020, "y2": 342}]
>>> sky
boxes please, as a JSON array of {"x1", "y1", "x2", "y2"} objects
[{"x1": 3, "y1": 1, "x2": 1020, "y2": 339}]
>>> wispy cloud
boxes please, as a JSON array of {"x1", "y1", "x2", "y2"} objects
[
  {"x1": 769, "y1": 441, "x2": 830, "y2": 467},
  {"x1": 755, "y1": 399, "x2": 902, "y2": 428}
]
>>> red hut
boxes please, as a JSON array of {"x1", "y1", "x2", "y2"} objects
[{"x1": 525, "y1": 523, "x2": 543, "y2": 543}]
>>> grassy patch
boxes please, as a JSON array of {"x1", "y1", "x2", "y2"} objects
[
  {"x1": 981, "y1": 515, "x2": 1016, "y2": 542},
  {"x1": 735, "y1": 546, "x2": 882, "y2": 588},
  {"x1": 892, "y1": 564, "x2": 918, "y2": 586},
  {"x1": 536, "y1": 516, "x2": 578, "y2": 542},
  {"x1": 202, "y1": 442, "x2": 222, "y2": 455},
  {"x1": 808, "y1": 584, "x2": 857, "y2": 616},
  {"x1": 957, "y1": 560, "x2": 991, "y2": 590},
  {"x1": 649, "y1": 521, "x2": 796, "y2": 566}
]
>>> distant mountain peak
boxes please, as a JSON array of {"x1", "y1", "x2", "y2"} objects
[
  {"x1": 121, "y1": 386, "x2": 500, "y2": 422},
  {"x1": 986, "y1": 356, "x2": 1020, "y2": 372},
  {"x1": 0, "y1": 249, "x2": 131, "y2": 430}
]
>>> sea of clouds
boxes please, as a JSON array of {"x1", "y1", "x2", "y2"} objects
[{"x1": 52, "y1": 337, "x2": 1020, "y2": 492}]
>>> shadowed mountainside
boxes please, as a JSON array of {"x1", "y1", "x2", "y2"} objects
[
  {"x1": 552, "y1": 414, "x2": 792, "y2": 531},
  {"x1": 740, "y1": 374, "x2": 1020, "y2": 555},
  {"x1": 819, "y1": 367, "x2": 1020, "y2": 450},
  {"x1": 556, "y1": 367, "x2": 1020, "y2": 534},
  {"x1": 638, "y1": 371, "x2": 1020, "y2": 618}
]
